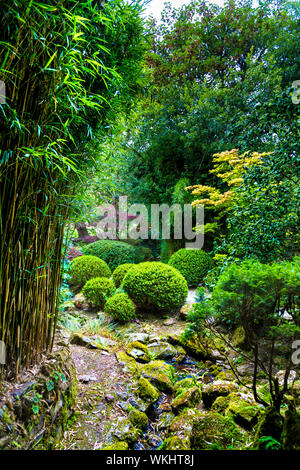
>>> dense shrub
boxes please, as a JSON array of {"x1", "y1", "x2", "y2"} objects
[
  {"x1": 185, "y1": 258, "x2": 300, "y2": 410},
  {"x1": 135, "y1": 246, "x2": 154, "y2": 263},
  {"x1": 82, "y1": 240, "x2": 136, "y2": 271},
  {"x1": 212, "y1": 258, "x2": 300, "y2": 330},
  {"x1": 122, "y1": 262, "x2": 188, "y2": 312},
  {"x1": 82, "y1": 277, "x2": 115, "y2": 308},
  {"x1": 168, "y1": 249, "x2": 213, "y2": 287},
  {"x1": 112, "y1": 263, "x2": 135, "y2": 288},
  {"x1": 104, "y1": 293, "x2": 136, "y2": 322},
  {"x1": 69, "y1": 255, "x2": 111, "y2": 287}
]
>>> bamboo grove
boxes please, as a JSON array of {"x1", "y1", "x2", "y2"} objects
[{"x1": 0, "y1": 0, "x2": 146, "y2": 377}]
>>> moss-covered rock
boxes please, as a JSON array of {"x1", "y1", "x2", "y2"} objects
[
  {"x1": 115, "y1": 351, "x2": 140, "y2": 377},
  {"x1": 224, "y1": 392, "x2": 262, "y2": 430},
  {"x1": 138, "y1": 361, "x2": 175, "y2": 392},
  {"x1": 168, "y1": 408, "x2": 202, "y2": 439},
  {"x1": 171, "y1": 386, "x2": 201, "y2": 414},
  {"x1": 138, "y1": 377, "x2": 160, "y2": 404},
  {"x1": 128, "y1": 408, "x2": 148, "y2": 430},
  {"x1": 161, "y1": 436, "x2": 190, "y2": 450},
  {"x1": 147, "y1": 341, "x2": 178, "y2": 361},
  {"x1": 283, "y1": 404, "x2": 300, "y2": 451},
  {"x1": 157, "y1": 412, "x2": 175, "y2": 431},
  {"x1": 167, "y1": 333, "x2": 220, "y2": 362},
  {"x1": 102, "y1": 441, "x2": 129, "y2": 450},
  {"x1": 127, "y1": 341, "x2": 150, "y2": 363},
  {"x1": 254, "y1": 406, "x2": 283, "y2": 444},
  {"x1": 211, "y1": 395, "x2": 230, "y2": 414},
  {"x1": 190, "y1": 411, "x2": 244, "y2": 450},
  {"x1": 108, "y1": 416, "x2": 140, "y2": 444},
  {"x1": 174, "y1": 378, "x2": 197, "y2": 395},
  {"x1": 202, "y1": 380, "x2": 239, "y2": 408},
  {"x1": 70, "y1": 333, "x2": 109, "y2": 351}
]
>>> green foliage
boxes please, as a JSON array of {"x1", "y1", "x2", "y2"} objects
[
  {"x1": 82, "y1": 277, "x2": 115, "y2": 309},
  {"x1": 122, "y1": 262, "x2": 188, "y2": 312},
  {"x1": 168, "y1": 249, "x2": 213, "y2": 287},
  {"x1": 0, "y1": 0, "x2": 146, "y2": 375},
  {"x1": 185, "y1": 258, "x2": 300, "y2": 410},
  {"x1": 82, "y1": 240, "x2": 136, "y2": 271},
  {"x1": 212, "y1": 259, "x2": 300, "y2": 331},
  {"x1": 257, "y1": 436, "x2": 282, "y2": 451},
  {"x1": 69, "y1": 255, "x2": 111, "y2": 288},
  {"x1": 104, "y1": 293, "x2": 136, "y2": 322},
  {"x1": 135, "y1": 246, "x2": 154, "y2": 263},
  {"x1": 112, "y1": 263, "x2": 135, "y2": 288}
]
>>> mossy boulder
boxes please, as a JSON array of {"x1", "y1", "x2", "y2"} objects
[
  {"x1": 102, "y1": 441, "x2": 129, "y2": 450},
  {"x1": 70, "y1": 333, "x2": 109, "y2": 351},
  {"x1": 202, "y1": 380, "x2": 239, "y2": 408},
  {"x1": 211, "y1": 395, "x2": 230, "y2": 414},
  {"x1": 190, "y1": 412, "x2": 244, "y2": 450},
  {"x1": 254, "y1": 406, "x2": 283, "y2": 444},
  {"x1": 147, "y1": 341, "x2": 178, "y2": 361},
  {"x1": 128, "y1": 408, "x2": 148, "y2": 430},
  {"x1": 161, "y1": 436, "x2": 190, "y2": 450},
  {"x1": 108, "y1": 416, "x2": 140, "y2": 444},
  {"x1": 283, "y1": 404, "x2": 300, "y2": 450},
  {"x1": 224, "y1": 392, "x2": 262, "y2": 430},
  {"x1": 115, "y1": 351, "x2": 140, "y2": 377},
  {"x1": 127, "y1": 341, "x2": 150, "y2": 363},
  {"x1": 166, "y1": 408, "x2": 203, "y2": 448},
  {"x1": 167, "y1": 333, "x2": 219, "y2": 362},
  {"x1": 138, "y1": 361, "x2": 175, "y2": 392},
  {"x1": 174, "y1": 378, "x2": 197, "y2": 395},
  {"x1": 171, "y1": 386, "x2": 201, "y2": 414},
  {"x1": 138, "y1": 377, "x2": 160, "y2": 404},
  {"x1": 157, "y1": 412, "x2": 175, "y2": 431}
]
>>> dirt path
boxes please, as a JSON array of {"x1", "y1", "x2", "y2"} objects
[{"x1": 58, "y1": 345, "x2": 133, "y2": 450}]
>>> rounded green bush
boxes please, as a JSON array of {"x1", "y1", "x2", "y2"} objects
[
  {"x1": 82, "y1": 240, "x2": 136, "y2": 271},
  {"x1": 104, "y1": 293, "x2": 136, "y2": 322},
  {"x1": 112, "y1": 263, "x2": 135, "y2": 288},
  {"x1": 122, "y1": 262, "x2": 188, "y2": 312},
  {"x1": 69, "y1": 255, "x2": 111, "y2": 287},
  {"x1": 82, "y1": 277, "x2": 115, "y2": 308},
  {"x1": 168, "y1": 249, "x2": 213, "y2": 287}
]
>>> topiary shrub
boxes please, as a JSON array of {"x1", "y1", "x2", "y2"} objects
[
  {"x1": 82, "y1": 240, "x2": 136, "y2": 271},
  {"x1": 122, "y1": 262, "x2": 188, "y2": 312},
  {"x1": 112, "y1": 263, "x2": 135, "y2": 288},
  {"x1": 82, "y1": 277, "x2": 115, "y2": 308},
  {"x1": 69, "y1": 255, "x2": 111, "y2": 288},
  {"x1": 135, "y1": 246, "x2": 154, "y2": 263},
  {"x1": 168, "y1": 249, "x2": 213, "y2": 287},
  {"x1": 104, "y1": 293, "x2": 136, "y2": 322}
]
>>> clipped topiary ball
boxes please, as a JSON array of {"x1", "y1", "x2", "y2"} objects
[
  {"x1": 168, "y1": 249, "x2": 213, "y2": 287},
  {"x1": 82, "y1": 240, "x2": 136, "y2": 271},
  {"x1": 104, "y1": 293, "x2": 136, "y2": 322},
  {"x1": 82, "y1": 277, "x2": 115, "y2": 308},
  {"x1": 122, "y1": 262, "x2": 188, "y2": 312},
  {"x1": 69, "y1": 255, "x2": 111, "y2": 288},
  {"x1": 112, "y1": 263, "x2": 135, "y2": 288}
]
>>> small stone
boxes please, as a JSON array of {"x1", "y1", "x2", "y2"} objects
[
  {"x1": 79, "y1": 375, "x2": 98, "y2": 383},
  {"x1": 74, "y1": 293, "x2": 89, "y2": 310},
  {"x1": 105, "y1": 394, "x2": 115, "y2": 403},
  {"x1": 163, "y1": 317, "x2": 176, "y2": 326}
]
